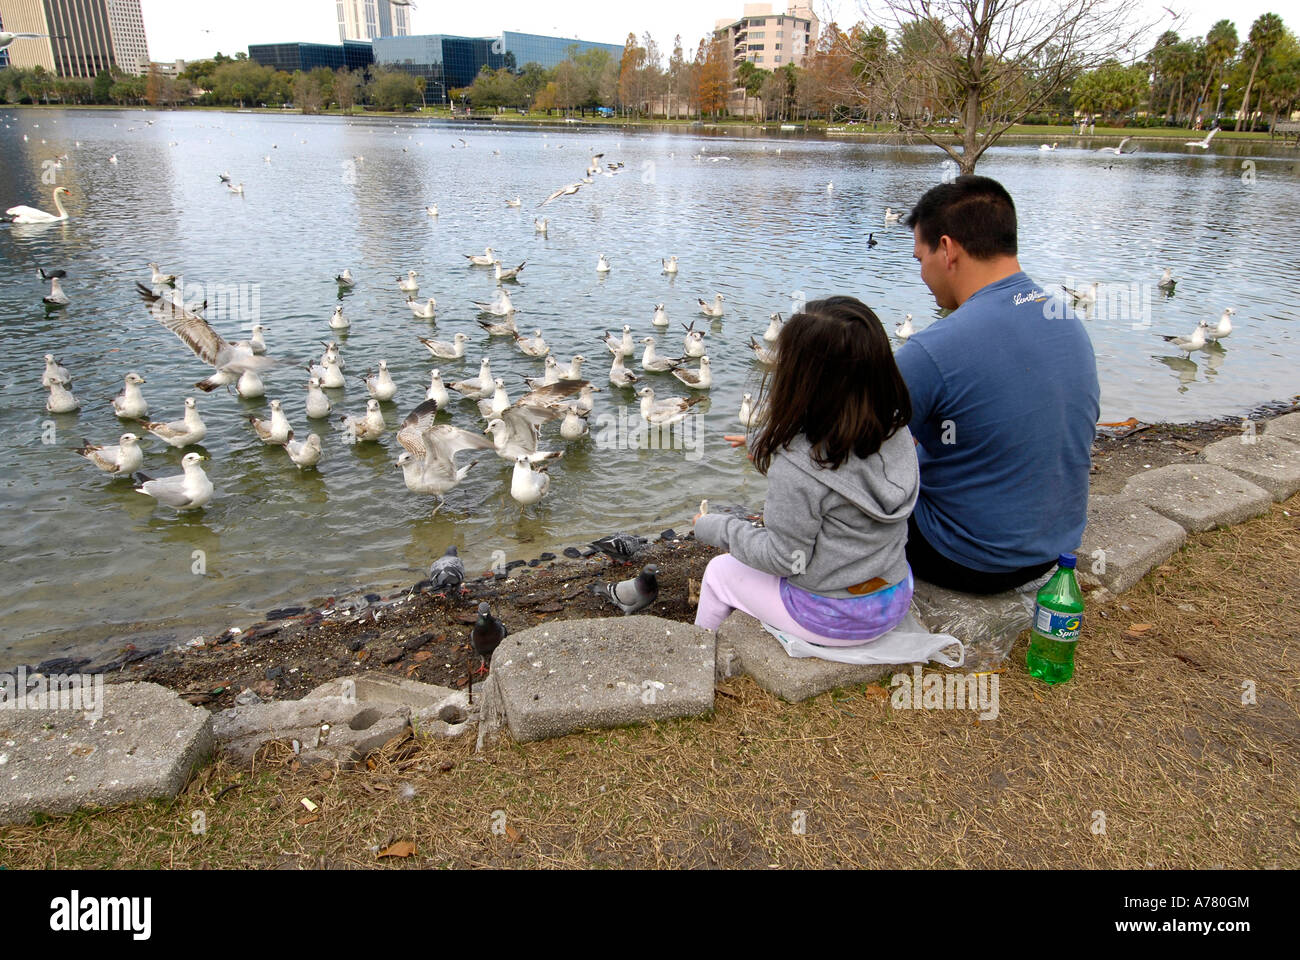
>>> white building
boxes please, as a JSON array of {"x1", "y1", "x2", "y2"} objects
[{"x1": 336, "y1": 0, "x2": 409, "y2": 42}]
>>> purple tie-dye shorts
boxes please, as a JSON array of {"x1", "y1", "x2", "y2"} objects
[{"x1": 779, "y1": 568, "x2": 914, "y2": 643}]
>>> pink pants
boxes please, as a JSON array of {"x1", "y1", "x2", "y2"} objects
[{"x1": 695, "y1": 553, "x2": 850, "y2": 646}]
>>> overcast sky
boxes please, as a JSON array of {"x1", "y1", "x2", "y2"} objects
[{"x1": 137, "y1": 1, "x2": 1287, "y2": 64}]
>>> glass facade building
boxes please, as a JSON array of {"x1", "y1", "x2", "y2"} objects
[
  {"x1": 500, "y1": 31, "x2": 623, "y2": 71},
  {"x1": 248, "y1": 40, "x2": 374, "y2": 74}
]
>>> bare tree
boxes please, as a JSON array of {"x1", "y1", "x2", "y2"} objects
[{"x1": 843, "y1": 0, "x2": 1165, "y2": 173}]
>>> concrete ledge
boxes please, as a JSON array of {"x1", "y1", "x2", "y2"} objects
[
  {"x1": 1203, "y1": 435, "x2": 1300, "y2": 501},
  {"x1": 1122, "y1": 464, "x2": 1274, "y2": 532},
  {"x1": 212, "y1": 696, "x2": 411, "y2": 766},
  {"x1": 716, "y1": 612, "x2": 891, "y2": 702},
  {"x1": 1263, "y1": 412, "x2": 1300, "y2": 445},
  {"x1": 489, "y1": 615, "x2": 715, "y2": 743},
  {"x1": 0, "y1": 681, "x2": 213, "y2": 826},
  {"x1": 307, "y1": 673, "x2": 476, "y2": 740},
  {"x1": 909, "y1": 580, "x2": 1037, "y2": 672},
  {"x1": 1076, "y1": 495, "x2": 1187, "y2": 594}
]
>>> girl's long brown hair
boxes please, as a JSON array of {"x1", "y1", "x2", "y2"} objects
[{"x1": 750, "y1": 296, "x2": 911, "y2": 474}]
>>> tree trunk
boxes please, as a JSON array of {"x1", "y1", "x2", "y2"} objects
[{"x1": 1237, "y1": 49, "x2": 1263, "y2": 131}]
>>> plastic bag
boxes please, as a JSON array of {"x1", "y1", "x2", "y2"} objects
[{"x1": 761, "y1": 611, "x2": 965, "y2": 667}]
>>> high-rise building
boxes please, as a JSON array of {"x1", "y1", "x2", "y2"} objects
[
  {"x1": 337, "y1": 0, "x2": 409, "y2": 42},
  {"x1": 0, "y1": 11, "x2": 9, "y2": 69},
  {"x1": 713, "y1": 2, "x2": 819, "y2": 72},
  {"x1": 0, "y1": 0, "x2": 150, "y2": 76}
]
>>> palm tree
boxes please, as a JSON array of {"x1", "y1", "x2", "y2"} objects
[
  {"x1": 1195, "y1": 20, "x2": 1239, "y2": 124},
  {"x1": 1236, "y1": 13, "x2": 1285, "y2": 131}
]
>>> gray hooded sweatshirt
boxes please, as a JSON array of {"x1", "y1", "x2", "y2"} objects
[{"x1": 694, "y1": 426, "x2": 918, "y2": 597}]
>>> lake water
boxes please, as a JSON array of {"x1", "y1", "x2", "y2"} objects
[{"x1": 2, "y1": 109, "x2": 1297, "y2": 666}]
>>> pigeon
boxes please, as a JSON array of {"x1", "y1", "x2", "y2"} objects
[
  {"x1": 591, "y1": 564, "x2": 659, "y2": 615},
  {"x1": 429, "y1": 545, "x2": 465, "y2": 594},
  {"x1": 470, "y1": 601, "x2": 507, "y2": 674},
  {"x1": 590, "y1": 532, "x2": 648, "y2": 564}
]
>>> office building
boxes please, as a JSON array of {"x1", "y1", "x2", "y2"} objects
[
  {"x1": 0, "y1": 11, "x2": 9, "y2": 69},
  {"x1": 337, "y1": 0, "x2": 409, "y2": 42},
  {"x1": 249, "y1": 40, "x2": 374, "y2": 74},
  {"x1": 713, "y1": 2, "x2": 818, "y2": 71},
  {"x1": 0, "y1": 0, "x2": 150, "y2": 76},
  {"x1": 499, "y1": 31, "x2": 623, "y2": 71}
]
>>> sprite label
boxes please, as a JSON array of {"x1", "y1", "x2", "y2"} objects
[{"x1": 1034, "y1": 605, "x2": 1081, "y2": 642}]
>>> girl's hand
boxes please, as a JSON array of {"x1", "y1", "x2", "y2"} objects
[{"x1": 723, "y1": 434, "x2": 748, "y2": 448}]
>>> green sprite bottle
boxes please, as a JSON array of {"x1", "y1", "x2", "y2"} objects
[{"x1": 1026, "y1": 553, "x2": 1083, "y2": 684}]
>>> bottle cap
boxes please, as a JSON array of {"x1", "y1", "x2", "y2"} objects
[{"x1": 1057, "y1": 553, "x2": 1076, "y2": 569}]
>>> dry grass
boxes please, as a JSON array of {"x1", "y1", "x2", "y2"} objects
[{"x1": 3, "y1": 497, "x2": 1298, "y2": 869}]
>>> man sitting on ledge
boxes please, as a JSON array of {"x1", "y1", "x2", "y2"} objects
[{"x1": 896, "y1": 175, "x2": 1100, "y2": 594}]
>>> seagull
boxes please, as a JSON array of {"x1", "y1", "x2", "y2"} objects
[
  {"x1": 506, "y1": 196, "x2": 521, "y2": 207},
  {"x1": 133, "y1": 452, "x2": 213, "y2": 511},
  {"x1": 398, "y1": 270, "x2": 419, "y2": 293},
  {"x1": 682, "y1": 321, "x2": 707, "y2": 358},
  {"x1": 640, "y1": 338, "x2": 682, "y2": 373},
  {"x1": 308, "y1": 354, "x2": 345, "y2": 389},
  {"x1": 108, "y1": 155, "x2": 118, "y2": 164},
  {"x1": 5, "y1": 186, "x2": 71, "y2": 223},
  {"x1": 419, "y1": 332, "x2": 469, "y2": 360},
  {"x1": 42, "y1": 354, "x2": 71, "y2": 387},
  {"x1": 556, "y1": 355, "x2": 586, "y2": 381},
  {"x1": 306, "y1": 377, "x2": 332, "y2": 418},
  {"x1": 560, "y1": 407, "x2": 588, "y2": 440},
  {"x1": 248, "y1": 324, "x2": 268, "y2": 355},
  {"x1": 75, "y1": 433, "x2": 143, "y2": 475},
  {"x1": 515, "y1": 380, "x2": 588, "y2": 413},
  {"x1": 407, "y1": 296, "x2": 437, "y2": 319},
  {"x1": 335, "y1": 268, "x2": 355, "y2": 287},
  {"x1": 515, "y1": 329, "x2": 549, "y2": 357},
  {"x1": 763, "y1": 313, "x2": 783, "y2": 343},
  {"x1": 140, "y1": 397, "x2": 206, "y2": 447},
  {"x1": 38, "y1": 267, "x2": 67, "y2": 281},
  {"x1": 1062, "y1": 282, "x2": 1099, "y2": 307},
  {"x1": 534, "y1": 217, "x2": 549, "y2": 234},
  {"x1": 609, "y1": 353, "x2": 639, "y2": 389},
  {"x1": 652, "y1": 303, "x2": 669, "y2": 328},
  {"x1": 111, "y1": 372, "x2": 148, "y2": 418},
  {"x1": 1098, "y1": 137, "x2": 1132, "y2": 156},
  {"x1": 325, "y1": 304, "x2": 350, "y2": 331},
  {"x1": 470, "y1": 602, "x2": 507, "y2": 674},
  {"x1": 450, "y1": 358, "x2": 494, "y2": 400},
  {"x1": 226, "y1": 182, "x2": 244, "y2": 195},
  {"x1": 895, "y1": 314, "x2": 915, "y2": 340},
  {"x1": 218, "y1": 172, "x2": 232, "y2": 183},
  {"x1": 341, "y1": 398, "x2": 387, "y2": 441},
  {"x1": 538, "y1": 182, "x2": 582, "y2": 207},
  {"x1": 474, "y1": 289, "x2": 516, "y2": 318},
  {"x1": 884, "y1": 206, "x2": 903, "y2": 222},
  {"x1": 425, "y1": 370, "x2": 449, "y2": 408},
  {"x1": 395, "y1": 399, "x2": 492, "y2": 501},
  {"x1": 672, "y1": 356, "x2": 712, "y2": 391},
  {"x1": 484, "y1": 407, "x2": 565, "y2": 464},
  {"x1": 510, "y1": 455, "x2": 551, "y2": 506},
  {"x1": 135, "y1": 283, "x2": 274, "y2": 392},
  {"x1": 738, "y1": 393, "x2": 760, "y2": 428},
  {"x1": 477, "y1": 378, "x2": 511, "y2": 419},
  {"x1": 45, "y1": 380, "x2": 80, "y2": 413},
  {"x1": 826, "y1": 181, "x2": 833, "y2": 193},
  {"x1": 0, "y1": 32, "x2": 68, "y2": 52},
  {"x1": 493, "y1": 260, "x2": 526, "y2": 283},
  {"x1": 524, "y1": 356, "x2": 561, "y2": 390},
  {"x1": 590, "y1": 532, "x2": 648, "y2": 564},
  {"x1": 249, "y1": 399, "x2": 292, "y2": 444},
  {"x1": 698, "y1": 294, "x2": 725, "y2": 317},
  {"x1": 596, "y1": 253, "x2": 611, "y2": 274},
  {"x1": 1185, "y1": 128, "x2": 1218, "y2": 149},
  {"x1": 236, "y1": 369, "x2": 264, "y2": 398},
  {"x1": 42, "y1": 277, "x2": 70, "y2": 306},
  {"x1": 428, "y1": 545, "x2": 466, "y2": 594},
  {"x1": 638, "y1": 386, "x2": 705, "y2": 425},
  {"x1": 1158, "y1": 323, "x2": 1209, "y2": 355},
  {"x1": 662, "y1": 256, "x2": 679, "y2": 274},
  {"x1": 602, "y1": 324, "x2": 635, "y2": 357},
  {"x1": 748, "y1": 336, "x2": 776, "y2": 365},
  {"x1": 591, "y1": 563, "x2": 659, "y2": 615},
  {"x1": 361, "y1": 360, "x2": 397, "y2": 401},
  {"x1": 1203, "y1": 308, "x2": 1235, "y2": 341},
  {"x1": 148, "y1": 262, "x2": 178, "y2": 286},
  {"x1": 465, "y1": 246, "x2": 495, "y2": 266},
  {"x1": 1157, "y1": 268, "x2": 1177, "y2": 294},
  {"x1": 426, "y1": 204, "x2": 439, "y2": 217},
  {"x1": 284, "y1": 431, "x2": 322, "y2": 469}
]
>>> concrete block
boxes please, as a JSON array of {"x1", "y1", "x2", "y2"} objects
[
  {"x1": 1122, "y1": 464, "x2": 1273, "y2": 531},
  {"x1": 716, "y1": 612, "x2": 891, "y2": 702},
  {"x1": 307, "y1": 673, "x2": 476, "y2": 739},
  {"x1": 1203, "y1": 435, "x2": 1300, "y2": 501},
  {"x1": 212, "y1": 696, "x2": 410, "y2": 766},
  {"x1": 489, "y1": 616, "x2": 715, "y2": 743},
  {"x1": 1076, "y1": 495, "x2": 1187, "y2": 594},
  {"x1": 910, "y1": 580, "x2": 1038, "y2": 672},
  {"x1": 1263, "y1": 412, "x2": 1300, "y2": 445},
  {"x1": 0, "y1": 681, "x2": 213, "y2": 826}
]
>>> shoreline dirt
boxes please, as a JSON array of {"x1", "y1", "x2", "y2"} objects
[{"x1": 17, "y1": 398, "x2": 1300, "y2": 712}]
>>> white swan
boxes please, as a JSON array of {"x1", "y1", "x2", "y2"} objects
[
  {"x1": 6, "y1": 186, "x2": 71, "y2": 224},
  {"x1": 1038, "y1": 142, "x2": 1058, "y2": 151}
]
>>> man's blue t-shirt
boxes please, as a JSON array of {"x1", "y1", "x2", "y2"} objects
[{"x1": 894, "y1": 271, "x2": 1100, "y2": 573}]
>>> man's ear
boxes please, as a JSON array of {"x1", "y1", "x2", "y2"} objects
[{"x1": 938, "y1": 235, "x2": 958, "y2": 270}]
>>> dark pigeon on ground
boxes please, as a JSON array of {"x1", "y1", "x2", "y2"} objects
[
  {"x1": 470, "y1": 601, "x2": 507, "y2": 675},
  {"x1": 429, "y1": 544, "x2": 465, "y2": 593},
  {"x1": 591, "y1": 564, "x2": 659, "y2": 615},
  {"x1": 590, "y1": 532, "x2": 648, "y2": 564}
]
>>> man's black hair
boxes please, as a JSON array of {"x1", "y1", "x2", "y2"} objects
[{"x1": 905, "y1": 175, "x2": 1017, "y2": 259}]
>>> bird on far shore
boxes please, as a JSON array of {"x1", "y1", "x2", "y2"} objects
[{"x1": 591, "y1": 563, "x2": 660, "y2": 615}]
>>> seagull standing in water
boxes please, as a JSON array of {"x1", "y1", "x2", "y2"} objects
[
  {"x1": 395, "y1": 399, "x2": 493, "y2": 503},
  {"x1": 284, "y1": 431, "x2": 323, "y2": 469},
  {"x1": 132, "y1": 452, "x2": 213, "y2": 512},
  {"x1": 510, "y1": 455, "x2": 551, "y2": 506},
  {"x1": 1202, "y1": 308, "x2": 1235, "y2": 341},
  {"x1": 1158, "y1": 322, "x2": 1209, "y2": 355}
]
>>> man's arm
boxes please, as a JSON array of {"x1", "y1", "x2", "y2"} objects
[{"x1": 894, "y1": 340, "x2": 944, "y2": 444}]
